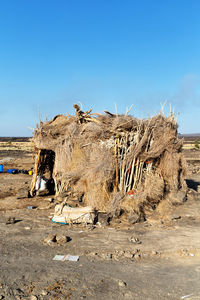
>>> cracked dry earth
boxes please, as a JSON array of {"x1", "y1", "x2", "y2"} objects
[{"x1": 0, "y1": 144, "x2": 200, "y2": 299}]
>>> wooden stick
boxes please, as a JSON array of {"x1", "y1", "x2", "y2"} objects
[
  {"x1": 90, "y1": 113, "x2": 103, "y2": 116},
  {"x1": 117, "y1": 137, "x2": 121, "y2": 184},
  {"x1": 30, "y1": 149, "x2": 41, "y2": 196},
  {"x1": 132, "y1": 159, "x2": 139, "y2": 190},
  {"x1": 119, "y1": 137, "x2": 124, "y2": 191},
  {"x1": 119, "y1": 137, "x2": 125, "y2": 190},
  {"x1": 54, "y1": 177, "x2": 58, "y2": 195},
  {"x1": 127, "y1": 158, "x2": 135, "y2": 192},
  {"x1": 118, "y1": 137, "x2": 122, "y2": 182},
  {"x1": 114, "y1": 138, "x2": 119, "y2": 190},
  {"x1": 56, "y1": 179, "x2": 61, "y2": 196},
  {"x1": 124, "y1": 161, "x2": 131, "y2": 192},
  {"x1": 137, "y1": 162, "x2": 144, "y2": 186},
  {"x1": 84, "y1": 117, "x2": 101, "y2": 124},
  {"x1": 125, "y1": 104, "x2": 133, "y2": 116},
  {"x1": 120, "y1": 133, "x2": 128, "y2": 191}
]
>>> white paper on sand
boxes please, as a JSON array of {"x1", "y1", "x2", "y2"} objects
[{"x1": 53, "y1": 254, "x2": 79, "y2": 262}]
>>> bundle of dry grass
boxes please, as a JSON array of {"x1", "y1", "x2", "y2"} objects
[{"x1": 30, "y1": 105, "x2": 187, "y2": 220}]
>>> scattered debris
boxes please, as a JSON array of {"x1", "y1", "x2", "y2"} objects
[
  {"x1": 52, "y1": 205, "x2": 95, "y2": 224},
  {"x1": 35, "y1": 175, "x2": 48, "y2": 191},
  {"x1": 97, "y1": 212, "x2": 111, "y2": 226},
  {"x1": 53, "y1": 255, "x2": 79, "y2": 261},
  {"x1": 53, "y1": 255, "x2": 66, "y2": 261},
  {"x1": 56, "y1": 234, "x2": 71, "y2": 245},
  {"x1": 43, "y1": 234, "x2": 71, "y2": 246},
  {"x1": 171, "y1": 215, "x2": 181, "y2": 220},
  {"x1": 28, "y1": 206, "x2": 37, "y2": 210},
  {"x1": 129, "y1": 236, "x2": 142, "y2": 244},
  {"x1": 7, "y1": 168, "x2": 30, "y2": 174},
  {"x1": 87, "y1": 224, "x2": 95, "y2": 231},
  {"x1": 5, "y1": 217, "x2": 16, "y2": 225},
  {"x1": 24, "y1": 226, "x2": 31, "y2": 230},
  {"x1": 181, "y1": 294, "x2": 193, "y2": 299},
  {"x1": 41, "y1": 290, "x2": 48, "y2": 296},
  {"x1": 30, "y1": 295, "x2": 37, "y2": 300},
  {"x1": 43, "y1": 234, "x2": 57, "y2": 245},
  {"x1": 118, "y1": 280, "x2": 127, "y2": 287},
  {"x1": 128, "y1": 212, "x2": 140, "y2": 224},
  {"x1": 47, "y1": 197, "x2": 54, "y2": 203}
]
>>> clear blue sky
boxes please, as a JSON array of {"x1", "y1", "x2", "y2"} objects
[{"x1": 0, "y1": 0, "x2": 200, "y2": 136}]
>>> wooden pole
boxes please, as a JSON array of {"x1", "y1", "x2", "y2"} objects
[
  {"x1": 114, "y1": 137, "x2": 119, "y2": 190},
  {"x1": 127, "y1": 158, "x2": 135, "y2": 192},
  {"x1": 132, "y1": 158, "x2": 139, "y2": 190},
  {"x1": 30, "y1": 149, "x2": 41, "y2": 196},
  {"x1": 120, "y1": 133, "x2": 128, "y2": 191}
]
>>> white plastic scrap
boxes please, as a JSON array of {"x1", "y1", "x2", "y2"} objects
[
  {"x1": 181, "y1": 294, "x2": 193, "y2": 299},
  {"x1": 53, "y1": 255, "x2": 79, "y2": 262}
]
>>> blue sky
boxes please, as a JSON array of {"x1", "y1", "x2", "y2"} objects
[{"x1": 0, "y1": 0, "x2": 200, "y2": 136}]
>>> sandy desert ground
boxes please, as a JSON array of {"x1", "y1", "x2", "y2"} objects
[{"x1": 0, "y1": 137, "x2": 200, "y2": 300}]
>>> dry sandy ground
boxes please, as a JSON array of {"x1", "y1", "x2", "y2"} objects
[{"x1": 0, "y1": 139, "x2": 200, "y2": 299}]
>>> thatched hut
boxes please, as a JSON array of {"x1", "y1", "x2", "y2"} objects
[{"x1": 30, "y1": 105, "x2": 187, "y2": 220}]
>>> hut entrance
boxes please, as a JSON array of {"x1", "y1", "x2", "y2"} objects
[{"x1": 30, "y1": 149, "x2": 56, "y2": 196}]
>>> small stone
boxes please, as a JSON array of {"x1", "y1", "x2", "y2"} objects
[
  {"x1": 129, "y1": 236, "x2": 142, "y2": 244},
  {"x1": 128, "y1": 212, "x2": 140, "y2": 224},
  {"x1": 124, "y1": 252, "x2": 133, "y2": 259},
  {"x1": 47, "y1": 198, "x2": 54, "y2": 202},
  {"x1": 6, "y1": 217, "x2": 16, "y2": 225},
  {"x1": 89, "y1": 251, "x2": 98, "y2": 257},
  {"x1": 41, "y1": 290, "x2": 48, "y2": 296},
  {"x1": 43, "y1": 234, "x2": 56, "y2": 245},
  {"x1": 56, "y1": 234, "x2": 71, "y2": 245},
  {"x1": 106, "y1": 253, "x2": 112, "y2": 260},
  {"x1": 118, "y1": 280, "x2": 127, "y2": 287},
  {"x1": 100, "y1": 253, "x2": 111, "y2": 260},
  {"x1": 30, "y1": 296, "x2": 37, "y2": 300},
  {"x1": 118, "y1": 250, "x2": 125, "y2": 257},
  {"x1": 134, "y1": 254, "x2": 141, "y2": 259},
  {"x1": 171, "y1": 215, "x2": 181, "y2": 220},
  {"x1": 189, "y1": 253, "x2": 195, "y2": 257},
  {"x1": 144, "y1": 222, "x2": 151, "y2": 227},
  {"x1": 24, "y1": 226, "x2": 31, "y2": 230},
  {"x1": 132, "y1": 249, "x2": 139, "y2": 256},
  {"x1": 97, "y1": 212, "x2": 111, "y2": 226},
  {"x1": 152, "y1": 251, "x2": 158, "y2": 255}
]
